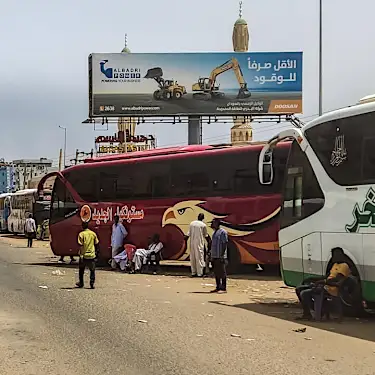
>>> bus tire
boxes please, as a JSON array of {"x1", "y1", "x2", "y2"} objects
[{"x1": 226, "y1": 241, "x2": 241, "y2": 274}]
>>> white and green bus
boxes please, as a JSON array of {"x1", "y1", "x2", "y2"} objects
[{"x1": 258, "y1": 98, "x2": 375, "y2": 309}]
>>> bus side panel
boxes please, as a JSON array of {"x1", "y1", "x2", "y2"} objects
[{"x1": 280, "y1": 238, "x2": 304, "y2": 287}]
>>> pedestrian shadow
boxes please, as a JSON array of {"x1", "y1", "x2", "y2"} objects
[{"x1": 208, "y1": 300, "x2": 375, "y2": 343}]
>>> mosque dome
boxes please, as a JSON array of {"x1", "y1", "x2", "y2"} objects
[
  {"x1": 234, "y1": 17, "x2": 247, "y2": 26},
  {"x1": 121, "y1": 47, "x2": 131, "y2": 53}
]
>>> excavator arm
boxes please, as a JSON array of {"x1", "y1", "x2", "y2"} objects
[{"x1": 208, "y1": 59, "x2": 234, "y2": 89}]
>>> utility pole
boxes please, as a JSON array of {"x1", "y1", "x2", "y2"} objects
[
  {"x1": 58, "y1": 148, "x2": 63, "y2": 171},
  {"x1": 318, "y1": 0, "x2": 323, "y2": 116},
  {"x1": 59, "y1": 125, "x2": 67, "y2": 169}
]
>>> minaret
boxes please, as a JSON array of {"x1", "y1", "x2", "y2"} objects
[
  {"x1": 231, "y1": 2, "x2": 253, "y2": 145},
  {"x1": 117, "y1": 34, "x2": 137, "y2": 151}
]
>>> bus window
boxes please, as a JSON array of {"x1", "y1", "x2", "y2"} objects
[
  {"x1": 100, "y1": 172, "x2": 118, "y2": 201},
  {"x1": 281, "y1": 141, "x2": 325, "y2": 229},
  {"x1": 65, "y1": 169, "x2": 98, "y2": 202},
  {"x1": 150, "y1": 162, "x2": 171, "y2": 198},
  {"x1": 305, "y1": 111, "x2": 375, "y2": 186},
  {"x1": 51, "y1": 179, "x2": 78, "y2": 224}
]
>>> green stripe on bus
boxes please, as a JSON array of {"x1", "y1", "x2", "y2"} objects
[{"x1": 283, "y1": 270, "x2": 375, "y2": 303}]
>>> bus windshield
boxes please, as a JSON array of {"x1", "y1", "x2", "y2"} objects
[{"x1": 305, "y1": 110, "x2": 375, "y2": 186}]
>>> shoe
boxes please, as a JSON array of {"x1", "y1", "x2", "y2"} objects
[
  {"x1": 217, "y1": 290, "x2": 227, "y2": 294},
  {"x1": 90, "y1": 284, "x2": 95, "y2": 289},
  {"x1": 210, "y1": 289, "x2": 219, "y2": 293},
  {"x1": 191, "y1": 274, "x2": 197, "y2": 278},
  {"x1": 75, "y1": 282, "x2": 83, "y2": 288},
  {"x1": 295, "y1": 315, "x2": 312, "y2": 321},
  {"x1": 58, "y1": 260, "x2": 65, "y2": 264}
]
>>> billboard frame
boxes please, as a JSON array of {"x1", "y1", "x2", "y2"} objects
[{"x1": 88, "y1": 52, "x2": 303, "y2": 118}]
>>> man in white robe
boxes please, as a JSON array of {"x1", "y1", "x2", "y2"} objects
[
  {"x1": 133, "y1": 234, "x2": 163, "y2": 272},
  {"x1": 185, "y1": 214, "x2": 210, "y2": 277}
]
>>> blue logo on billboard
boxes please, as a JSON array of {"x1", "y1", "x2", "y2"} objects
[{"x1": 100, "y1": 60, "x2": 141, "y2": 82}]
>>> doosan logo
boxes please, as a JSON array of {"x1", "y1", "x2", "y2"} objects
[{"x1": 274, "y1": 104, "x2": 299, "y2": 109}]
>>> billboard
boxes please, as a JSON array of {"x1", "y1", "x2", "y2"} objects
[{"x1": 89, "y1": 52, "x2": 303, "y2": 117}]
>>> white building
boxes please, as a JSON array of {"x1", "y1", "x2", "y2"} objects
[{"x1": 12, "y1": 158, "x2": 53, "y2": 191}]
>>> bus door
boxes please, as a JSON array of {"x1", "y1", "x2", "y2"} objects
[{"x1": 39, "y1": 173, "x2": 81, "y2": 253}]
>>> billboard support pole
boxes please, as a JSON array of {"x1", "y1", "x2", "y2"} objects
[{"x1": 188, "y1": 116, "x2": 202, "y2": 145}]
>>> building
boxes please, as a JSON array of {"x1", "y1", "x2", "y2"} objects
[
  {"x1": 0, "y1": 160, "x2": 15, "y2": 193},
  {"x1": 28, "y1": 167, "x2": 58, "y2": 189},
  {"x1": 12, "y1": 158, "x2": 53, "y2": 191},
  {"x1": 117, "y1": 34, "x2": 137, "y2": 143},
  {"x1": 231, "y1": 1, "x2": 253, "y2": 145}
]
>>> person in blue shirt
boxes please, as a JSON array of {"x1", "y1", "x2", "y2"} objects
[
  {"x1": 110, "y1": 215, "x2": 128, "y2": 269},
  {"x1": 210, "y1": 218, "x2": 228, "y2": 294}
]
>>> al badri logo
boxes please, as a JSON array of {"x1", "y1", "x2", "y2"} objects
[
  {"x1": 100, "y1": 60, "x2": 113, "y2": 79},
  {"x1": 99, "y1": 60, "x2": 141, "y2": 82}
]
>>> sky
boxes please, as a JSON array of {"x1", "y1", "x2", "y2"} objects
[{"x1": 1, "y1": 0, "x2": 375, "y2": 165}]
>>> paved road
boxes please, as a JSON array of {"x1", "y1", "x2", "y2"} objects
[{"x1": 1, "y1": 239, "x2": 375, "y2": 375}]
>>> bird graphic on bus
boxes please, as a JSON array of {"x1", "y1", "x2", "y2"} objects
[{"x1": 161, "y1": 200, "x2": 280, "y2": 262}]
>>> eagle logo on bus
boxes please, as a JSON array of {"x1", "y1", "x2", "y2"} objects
[
  {"x1": 346, "y1": 188, "x2": 375, "y2": 233},
  {"x1": 161, "y1": 200, "x2": 280, "y2": 262}
]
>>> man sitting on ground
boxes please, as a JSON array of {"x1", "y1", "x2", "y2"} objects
[
  {"x1": 296, "y1": 248, "x2": 351, "y2": 321},
  {"x1": 132, "y1": 234, "x2": 163, "y2": 272}
]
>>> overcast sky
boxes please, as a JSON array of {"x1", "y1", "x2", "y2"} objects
[{"x1": 1, "y1": 0, "x2": 374, "y2": 164}]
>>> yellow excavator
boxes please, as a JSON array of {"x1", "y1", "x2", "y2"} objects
[{"x1": 192, "y1": 57, "x2": 251, "y2": 100}]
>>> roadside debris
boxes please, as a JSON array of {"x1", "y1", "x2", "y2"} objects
[
  {"x1": 230, "y1": 333, "x2": 241, "y2": 338},
  {"x1": 304, "y1": 337, "x2": 312, "y2": 341},
  {"x1": 38, "y1": 285, "x2": 48, "y2": 289},
  {"x1": 138, "y1": 319, "x2": 148, "y2": 323},
  {"x1": 201, "y1": 283, "x2": 215, "y2": 287},
  {"x1": 293, "y1": 327, "x2": 306, "y2": 333},
  {"x1": 52, "y1": 270, "x2": 65, "y2": 276},
  {"x1": 88, "y1": 318, "x2": 96, "y2": 322},
  {"x1": 196, "y1": 334, "x2": 204, "y2": 337}
]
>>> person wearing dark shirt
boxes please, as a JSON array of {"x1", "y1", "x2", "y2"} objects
[{"x1": 210, "y1": 218, "x2": 228, "y2": 294}]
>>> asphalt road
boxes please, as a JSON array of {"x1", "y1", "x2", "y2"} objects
[{"x1": 1, "y1": 238, "x2": 375, "y2": 375}]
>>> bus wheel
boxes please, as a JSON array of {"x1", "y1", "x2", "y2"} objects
[
  {"x1": 226, "y1": 241, "x2": 241, "y2": 275},
  {"x1": 326, "y1": 256, "x2": 363, "y2": 316},
  {"x1": 340, "y1": 274, "x2": 363, "y2": 316}
]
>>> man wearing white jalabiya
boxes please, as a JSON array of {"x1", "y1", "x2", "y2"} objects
[
  {"x1": 110, "y1": 215, "x2": 127, "y2": 269},
  {"x1": 185, "y1": 214, "x2": 210, "y2": 277},
  {"x1": 133, "y1": 234, "x2": 163, "y2": 272}
]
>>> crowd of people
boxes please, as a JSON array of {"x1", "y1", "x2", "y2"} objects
[
  {"x1": 45, "y1": 213, "x2": 356, "y2": 320},
  {"x1": 74, "y1": 213, "x2": 229, "y2": 293}
]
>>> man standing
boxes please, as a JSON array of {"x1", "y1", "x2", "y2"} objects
[
  {"x1": 210, "y1": 218, "x2": 228, "y2": 294},
  {"x1": 76, "y1": 222, "x2": 99, "y2": 289},
  {"x1": 186, "y1": 214, "x2": 210, "y2": 277},
  {"x1": 111, "y1": 215, "x2": 128, "y2": 269},
  {"x1": 25, "y1": 214, "x2": 36, "y2": 248}
]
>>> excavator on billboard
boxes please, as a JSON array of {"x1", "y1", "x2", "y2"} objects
[{"x1": 192, "y1": 57, "x2": 251, "y2": 100}]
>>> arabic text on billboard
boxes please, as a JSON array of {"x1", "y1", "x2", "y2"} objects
[{"x1": 89, "y1": 52, "x2": 303, "y2": 117}]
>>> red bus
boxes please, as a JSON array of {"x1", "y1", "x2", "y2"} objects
[{"x1": 38, "y1": 143, "x2": 290, "y2": 270}]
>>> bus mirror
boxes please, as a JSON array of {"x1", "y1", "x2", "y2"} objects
[
  {"x1": 259, "y1": 149, "x2": 274, "y2": 185},
  {"x1": 263, "y1": 164, "x2": 273, "y2": 184}
]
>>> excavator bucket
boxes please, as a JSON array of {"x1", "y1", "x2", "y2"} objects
[{"x1": 144, "y1": 67, "x2": 163, "y2": 79}]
